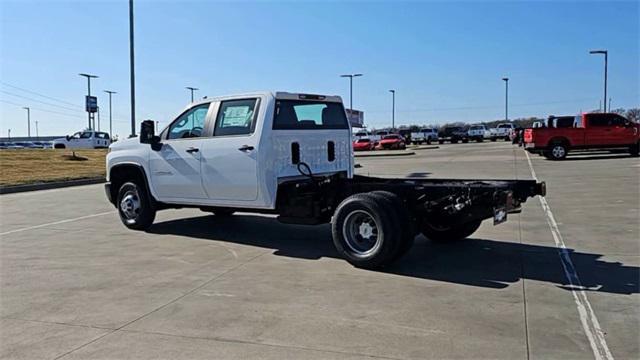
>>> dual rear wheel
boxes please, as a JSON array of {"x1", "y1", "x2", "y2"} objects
[{"x1": 332, "y1": 192, "x2": 481, "y2": 269}]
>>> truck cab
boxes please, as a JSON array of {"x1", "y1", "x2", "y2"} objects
[{"x1": 107, "y1": 92, "x2": 352, "y2": 210}]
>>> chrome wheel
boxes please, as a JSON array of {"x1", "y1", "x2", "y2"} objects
[
  {"x1": 552, "y1": 145, "x2": 565, "y2": 159},
  {"x1": 120, "y1": 189, "x2": 141, "y2": 221},
  {"x1": 342, "y1": 210, "x2": 381, "y2": 256}
]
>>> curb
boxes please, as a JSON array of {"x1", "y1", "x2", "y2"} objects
[
  {"x1": 0, "y1": 177, "x2": 106, "y2": 195},
  {"x1": 354, "y1": 151, "x2": 416, "y2": 158}
]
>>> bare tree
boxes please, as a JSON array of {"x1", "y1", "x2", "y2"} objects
[{"x1": 626, "y1": 108, "x2": 640, "y2": 122}]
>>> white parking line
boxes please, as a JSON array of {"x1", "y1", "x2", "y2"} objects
[
  {"x1": 524, "y1": 150, "x2": 614, "y2": 360},
  {"x1": 0, "y1": 211, "x2": 114, "y2": 236}
]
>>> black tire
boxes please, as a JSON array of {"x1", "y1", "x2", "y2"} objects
[
  {"x1": 369, "y1": 191, "x2": 415, "y2": 261},
  {"x1": 438, "y1": 139, "x2": 444, "y2": 144},
  {"x1": 451, "y1": 139, "x2": 459, "y2": 144},
  {"x1": 462, "y1": 138, "x2": 469, "y2": 143},
  {"x1": 421, "y1": 219, "x2": 482, "y2": 242},
  {"x1": 490, "y1": 137, "x2": 497, "y2": 142},
  {"x1": 548, "y1": 143, "x2": 568, "y2": 160},
  {"x1": 332, "y1": 193, "x2": 401, "y2": 269},
  {"x1": 117, "y1": 181, "x2": 156, "y2": 230},
  {"x1": 426, "y1": 138, "x2": 432, "y2": 145},
  {"x1": 629, "y1": 142, "x2": 639, "y2": 157}
]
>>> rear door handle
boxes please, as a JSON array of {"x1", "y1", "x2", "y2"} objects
[
  {"x1": 186, "y1": 147, "x2": 199, "y2": 153},
  {"x1": 238, "y1": 145, "x2": 254, "y2": 152}
]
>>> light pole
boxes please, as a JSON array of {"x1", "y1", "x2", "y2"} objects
[
  {"x1": 589, "y1": 50, "x2": 608, "y2": 112},
  {"x1": 35, "y1": 121, "x2": 39, "y2": 140},
  {"x1": 97, "y1": 106, "x2": 101, "y2": 131},
  {"x1": 129, "y1": 0, "x2": 136, "y2": 137},
  {"x1": 8, "y1": 129, "x2": 11, "y2": 141},
  {"x1": 502, "y1": 77, "x2": 509, "y2": 122},
  {"x1": 79, "y1": 73, "x2": 98, "y2": 130},
  {"x1": 186, "y1": 87, "x2": 198, "y2": 103},
  {"x1": 104, "y1": 90, "x2": 117, "y2": 138},
  {"x1": 389, "y1": 89, "x2": 395, "y2": 131},
  {"x1": 22, "y1": 107, "x2": 31, "y2": 139},
  {"x1": 339, "y1": 73, "x2": 363, "y2": 113}
]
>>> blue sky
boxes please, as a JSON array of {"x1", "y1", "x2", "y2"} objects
[{"x1": 1, "y1": 0, "x2": 638, "y2": 137}]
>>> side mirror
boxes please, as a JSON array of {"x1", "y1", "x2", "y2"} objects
[{"x1": 140, "y1": 120, "x2": 161, "y2": 150}]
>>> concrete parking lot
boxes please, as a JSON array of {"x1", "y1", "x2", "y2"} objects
[{"x1": 1, "y1": 142, "x2": 638, "y2": 359}]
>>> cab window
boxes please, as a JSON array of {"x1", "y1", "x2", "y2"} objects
[
  {"x1": 214, "y1": 98, "x2": 259, "y2": 136},
  {"x1": 80, "y1": 132, "x2": 92, "y2": 139},
  {"x1": 167, "y1": 104, "x2": 210, "y2": 140}
]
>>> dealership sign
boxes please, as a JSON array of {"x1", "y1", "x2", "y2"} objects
[
  {"x1": 85, "y1": 95, "x2": 98, "y2": 113},
  {"x1": 346, "y1": 109, "x2": 364, "y2": 127}
]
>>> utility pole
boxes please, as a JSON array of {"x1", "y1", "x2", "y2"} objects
[
  {"x1": 8, "y1": 129, "x2": 11, "y2": 141},
  {"x1": 35, "y1": 121, "x2": 39, "y2": 140},
  {"x1": 104, "y1": 90, "x2": 117, "y2": 139},
  {"x1": 186, "y1": 87, "x2": 198, "y2": 103},
  {"x1": 502, "y1": 77, "x2": 509, "y2": 122},
  {"x1": 608, "y1": 98, "x2": 612, "y2": 112},
  {"x1": 129, "y1": 0, "x2": 136, "y2": 137},
  {"x1": 97, "y1": 106, "x2": 101, "y2": 131},
  {"x1": 79, "y1": 73, "x2": 98, "y2": 130},
  {"x1": 23, "y1": 107, "x2": 31, "y2": 139},
  {"x1": 339, "y1": 73, "x2": 363, "y2": 114},
  {"x1": 589, "y1": 50, "x2": 608, "y2": 112},
  {"x1": 389, "y1": 89, "x2": 395, "y2": 131}
]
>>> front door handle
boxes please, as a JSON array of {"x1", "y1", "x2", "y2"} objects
[
  {"x1": 186, "y1": 147, "x2": 199, "y2": 153},
  {"x1": 238, "y1": 145, "x2": 254, "y2": 152}
]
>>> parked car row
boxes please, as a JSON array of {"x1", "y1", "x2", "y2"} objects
[
  {"x1": 0, "y1": 141, "x2": 53, "y2": 149},
  {"x1": 352, "y1": 134, "x2": 406, "y2": 151}
]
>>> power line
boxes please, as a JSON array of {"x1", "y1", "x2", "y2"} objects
[
  {"x1": 1, "y1": 90, "x2": 84, "y2": 113},
  {"x1": 1, "y1": 99, "x2": 85, "y2": 119},
  {"x1": 0, "y1": 81, "x2": 82, "y2": 108},
  {"x1": 365, "y1": 98, "x2": 597, "y2": 114}
]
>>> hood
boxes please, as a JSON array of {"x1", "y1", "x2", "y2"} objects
[{"x1": 108, "y1": 136, "x2": 139, "y2": 151}]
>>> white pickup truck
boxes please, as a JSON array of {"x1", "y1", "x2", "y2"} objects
[
  {"x1": 493, "y1": 123, "x2": 515, "y2": 141},
  {"x1": 105, "y1": 92, "x2": 545, "y2": 268},
  {"x1": 467, "y1": 125, "x2": 491, "y2": 142},
  {"x1": 53, "y1": 130, "x2": 111, "y2": 149},
  {"x1": 410, "y1": 128, "x2": 438, "y2": 144}
]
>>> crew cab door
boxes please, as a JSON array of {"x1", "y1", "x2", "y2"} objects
[
  {"x1": 149, "y1": 103, "x2": 210, "y2": 200},
  {"x1": 199, "y1": 98, "x2": 260, "y2": 201},
  {"x1": 585, "y1": 113, "x2": 624, "y2": 146}
]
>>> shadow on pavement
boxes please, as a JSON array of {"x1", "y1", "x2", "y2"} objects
[{"x1": 149, "y1": 214, "x2": 638, "y2": 295}]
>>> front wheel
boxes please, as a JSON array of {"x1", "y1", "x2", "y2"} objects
[
  {"x1": 629, "y1": 142, "x2": 639, "y2": 157},
  {"x1": 421, "y1": 220, "x2": 482, "y2": 242},
  {"x1": 117, "y1": 181, "x2": 156, "y2": 230}
]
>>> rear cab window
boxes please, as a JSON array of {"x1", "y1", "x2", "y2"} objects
[{"x1": 273, "y1": 100, "x2": 349, "y2": 130}]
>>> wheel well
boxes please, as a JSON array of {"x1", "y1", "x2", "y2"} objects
[
  {"x1": 108, "y1": 165, "x2": 151, "y2": 206},
  {"x1": 547, "y1": 137, "x2": 570, "y2": 148}
]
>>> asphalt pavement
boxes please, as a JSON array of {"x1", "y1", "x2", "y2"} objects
[{"x1": 1, "y1": 142, "x2": 638, "y2": 359}]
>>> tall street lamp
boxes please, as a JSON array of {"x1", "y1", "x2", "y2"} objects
[
  {"x1": 389, "y1": 89, "x2": 396, "y2": 131},
  {"x1": 22, "y1": 107, "x2": 31, "y2": 139},
  {"x1": 104, "y1": 90, "x2": 117, "y2": 138},
  {"x1": 79, "y1": 73, "x2": 98, "y2": 130},
  {"x1": 502, "y1": 77, "x2": 509, "y2": 122},
  {"x1": 186, "y1": 87, "x2": 198, "y2": 103},
  {"x1": 589, "y1": 50, "x2": 608, "y2": 112},
  {"x1": 339, "y1": 73, "x2": 363, "y2": 113},
  {"x1": 35, "y1": 121, "x2": 39, "y2": 140},
  {"x1": 129, "y1": 0, "x2": 136, "y2": 137}
]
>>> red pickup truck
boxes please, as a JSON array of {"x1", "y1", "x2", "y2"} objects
[{"x1": 524, "y1": 113, "x2": 639, "y2": 160}]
